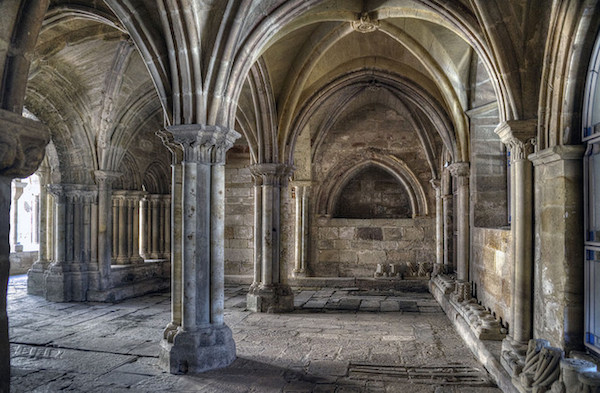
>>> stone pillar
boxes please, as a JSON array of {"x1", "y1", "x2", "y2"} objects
[
  {"x1": 44, "y1": 185, "x2": 69, "y2": 302},
  {"x1": 430, "y1": 179, "x2": 443, "y2": 274},
  {"x1": 530, "y1": 145, "x2": 585, "y2": 352},
  {"x1": 140, "y1": 196, "x2": 149, "y2": 259},
  {"x1": 117, "y1": 196, "x2": 128, "y2": 264},
  {"x1": 163, "y1": 196, "x2": 171, "y2": 258},
  {"x1": 131, "y1": 192, "x2": 143, "y2": 264},
  {"x1": 10, "y1": 179, "x2": 25, "y2": 252},
  {"x1": 111, "y1": 196, "x2": 119, "y2": 261},
  {"x1": 447, "y1": 162, "x2": 470, "y2": 282},
  {"x1": 246, "y1": 163, "x2": 294, "y2": 313},
  {"x1": 159, "y1": 124, "x2": 239, "y2": 374},
  {"x1": 163, "y1": 163, "x2": 183, "y2": 342},
  {"x1": 291, "y1": 181, "x2": 310, "y2": 277},
  {"x1": 95, "y1": 170, "x2": 120, "y2": 290},
  {"x1": 495, "y1": 120, "x2": 536, "y2": 375},
  {"x1": 0, "y1": 108, "x2": 50, "y2": 392},
  {"x1": 442, "y1": 175, "x2": 453, "y2": 272},
  {"x1": 28, "y1": 166, "x2": 50, "y2": 295},
  {"x1": 150, "y1": 196, "x2": 160, "y2": 259}
]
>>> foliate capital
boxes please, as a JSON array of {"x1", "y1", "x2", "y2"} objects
[
  {"x1": 447, "y1": 162, "x2": 469, "y2": 178},
  {"x1": 0, "y1": 109, "x2": 50, "y2": 178},
  {"x1": 94, "y1": 170, "x2": 122, "y2": 187},
  {"x1": 249, "y1": 163, "x2": 294, "y2": 187},
  {"x1": 495, "y1": 120, "x2": 537, "y2": 161},
  {"x1": 166, "y1": 124, "x2": 241, "y2": 164}
]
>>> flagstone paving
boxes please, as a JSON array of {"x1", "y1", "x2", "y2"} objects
[{"x1": 8, "y1": 275, "x2": 502, "y2": 392}]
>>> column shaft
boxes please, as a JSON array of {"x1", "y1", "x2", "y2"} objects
[
  {"x1": 95, "y1": 171, "x2": 119, "y2": 290},
  {"x1": 151, "y1": 199, "x2": 160, "y2": 258},
  {"x1": 118, "y1": 198, "x2": 128, "y2": 263},
  {"x1": 252, "y1": 182, "x2": 262, "y2": 285},
  {"x1": 140, "y1": 198, "x2": 148, "y2": 259}
]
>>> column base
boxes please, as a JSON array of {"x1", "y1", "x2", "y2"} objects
[
  {"x1": 247, "y1": 283, "x2": 294, "y2": 313},
  {"x1": 27, "y1": 264, "x2": 47, "y2": 296},
  {"x1": 292, "y1": 269, "x2": 309, "y2": 278},
  {"x1": 158, "y1": 324, "x2": 236, "y2": 374},
  {"x1": 500, "y1": 336, "x2": 529, "y2": 377}
]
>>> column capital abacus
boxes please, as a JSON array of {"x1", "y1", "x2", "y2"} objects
[
  {"x1": 249, "y1": 163, "x2": 294, "y2": 187},
  {"x1": 166, "y1": 124, "x2": 240, "y2": 164},
  {"x1": 495, "y1": 120, "x2": 537, "y2": 161},
  {"x1": 447, "y1": 162, "x2": 470, "y2": 178}
]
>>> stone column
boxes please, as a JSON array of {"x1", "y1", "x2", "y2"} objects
[
  {"x1": 0, "y1": 109, "x2": 50, "y2": 391},
  {"x1": 163, "y1": 196, "x2": 171, "y2": 258},
  {"x1": 10, "y1": 180, "x2": 25, "y2": 252},
  {"x1": 95, "y1": 171, "x2": 120, "y2": 290},
  {"x1": 111, "y1": 196, "x2": 119, "y2": 261},
  {"x1": 447, "y1": 162, "x2": 470, "y2": 282},
  {"x1": 117, "y1": 195, "x2": 129, "y2": 264},
  {"x1": 163, "y1": 162, "x2": 183, "y2": 342},
  {"x1": 442, "y1": 173, "x2": 453, "y2": 271},
  {"x1": 150, "y1": 196, "x2": 160, "y2": 259},
  {"x1": 291, "y1": 181, "x2": 310, "y2": 277},
  {"x1": 159, "y1": 124, "x2": 239, "y2": 374},
  {"x1": 139, "y1": 196, "x2": 149, "y2": 259},
  {"x1": 247, "y1": 163, "x2": 294, "y2": 313},
  {"x1": 430, "y1": 179, "x2": 444, "y2": 275},
  {"x1": 28, "y1": 166, "x2": 50, "y2": 295},
  {"x1": 44, "y1": 184, "x2": 69, "y2": 302},
  {"x1": 130, "y1": 192, "x2": 143, "y2": 264},
  {"x1": 495, "y1": 120, "x2": 536, "y2": 375}
]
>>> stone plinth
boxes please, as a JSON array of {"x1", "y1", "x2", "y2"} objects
[
  {"x1": 159, "y1": 325, "x2": 236, "y2": 374},
  {"x1": 247, "y1": 283, "x2": 294, "y2": 313}
]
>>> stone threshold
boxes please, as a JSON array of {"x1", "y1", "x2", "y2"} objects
[
  {"x1": 430, "y1": 277, "x2": 519, "y2": 393},
  {"x1": 225, "y1": 275, "x2": 430, "y2": 291}
]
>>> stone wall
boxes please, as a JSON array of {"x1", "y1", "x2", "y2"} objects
[
  {"x1": 471, "y1": 227, "x2": 512, "y2": 329},
  {"x1": 9, "y1": 251, "x2": 38, "y2": 275},
  {"x1": 310, "y1": 217, "x2": 435, "y2": 277},
  {"x1": 224, "y1": 148, "x2": 254, "y2": 276}
]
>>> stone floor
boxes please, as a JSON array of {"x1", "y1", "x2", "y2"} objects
[{"x1": 8, "y1": 275, "x2": 503, "y2": 392}]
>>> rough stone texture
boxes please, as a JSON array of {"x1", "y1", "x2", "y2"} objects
[
  {"x1": 312, "y1": 217, "x2": 435, "y2": 278},
  {"x1": 531, "y1": 147, "x2": 585, "y2": 353},
  {"x1": 8, "y1": 276, "x2": 501, "y2": 392},
  {"x1": 9, "y1": 251, "x2": 37, "y2": 275},
  {"x1": 224, "y1": 148, "x2": 254, "y2": 276},
  {"x1": 471, "y1": 227, "x2": 513, "y2": 329}
]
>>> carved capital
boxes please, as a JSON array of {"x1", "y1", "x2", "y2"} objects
[
  {"x1": 495, "y1": 120, "x2": 537, "y2": 161},
  {"x1": 0, "y1": 109, "x2": 50, "y2": 178},
  {"x1": 249, "y1": 163, "x2": 294, "y2": 187},
  {"x1": 47, "y1": 184, "x2": 66, "y2": 203},
  {"x1": 447, "y1": 162, "x2": 469, "y2": 178},
  {"x1": 166, "y1": 124, "x2": 240, "y2": 164},
  {"x1": 352, "y1": 12, "x2": 379, "y2": 33},
  {"x1": 94, "y1": 170, "x2": 121, "y2": 188}
]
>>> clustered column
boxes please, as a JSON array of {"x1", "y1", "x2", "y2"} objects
[
  {"x1": 27, "y1": 166, "x2": 51, "y2": 295},
  {"x1": 496, "y1": 120, "x2": 536, "y2": 373},
  {"x1": 447, "y1": 162, "x2": 470, "y2": 282},
  {"x1": 111, "y1": 191, "x2": 145, "y2": 265},
  {"x1": 292, "y1": 181, "x2": 311, "y2": 278},
  {"x1": 95, "y1": 170, "x2": 120, "y2": 291},
  {"x1": 246, "y1": 163, "x2": 294, "y2": 313},
  {"x1": 159, "y1": 124, "x2": 239, "y2": 375},
  {"x1": 43, "y1": 185, "x2": 97, "y2": 302},
  {"x1": 139, "y1": 194, "x2": 171, "y2": 260}
]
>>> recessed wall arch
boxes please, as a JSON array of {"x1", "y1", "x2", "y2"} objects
[
  {"x1": 317, "y1": 150, "x2": 429, "y2": 218},
  {"x1": 287, "y1": 66, "x2": 455, "y2": 166}
]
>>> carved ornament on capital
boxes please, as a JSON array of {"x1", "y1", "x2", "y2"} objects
[
  {"x1": 0, "y1": 109, "x2": 50, "y2": 178},
  {"x1": 47, "y1": 184, "x2": 66, "y2": 203},
  {"x1": 166, "y1": 124, "x2": 240, "y2": 164},
  {"x1": 156, "y1": 129, "x2": 184, "y2": 164},
  {"x1": 447, "y1": 162, "x2": 469, "y2": 178},
  {"x1": 94, "y1": 170, "x2": 121, "y2": 189},
  {"x1": 495, "y1": 120, "x2": 537, "y2": 161},
  {"x1": 249, "y1": 163, "x2": 294, "y2": 187}
]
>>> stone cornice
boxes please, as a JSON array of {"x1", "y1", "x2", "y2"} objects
[
  {"x1": 529, "y1": 145, "x2": 585, "y2": 166},
  {"x1": 0, "y1": 109, "x2": 50, "y2": 178},
  {"x1": 166, "y1": 124, "x2": 240, "y2": 164}
]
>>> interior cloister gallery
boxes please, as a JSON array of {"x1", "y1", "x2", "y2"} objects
[{"x1": 3, "y1": 0, "x2": 600, "y2": 392}]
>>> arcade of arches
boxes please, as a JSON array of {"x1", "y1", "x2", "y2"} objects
[{"x1": 2, "y1": 0, "x2": 600, "y2": 392}]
